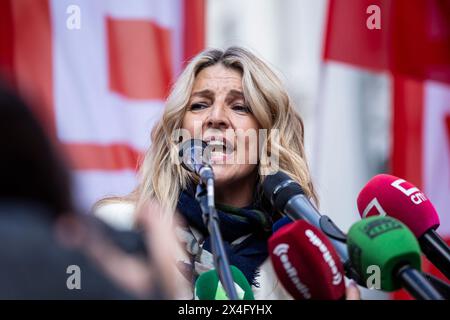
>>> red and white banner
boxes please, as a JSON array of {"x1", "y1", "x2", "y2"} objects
[
  {"x1": 0, "y1": 0, "x2": 205, "y2": 212},
  {"x1": 323, "y1": 0, "x2": 450, "y2": 298}
]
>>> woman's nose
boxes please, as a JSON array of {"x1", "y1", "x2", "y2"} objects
[{"x1": 205, "y1": 104, "x2": 230, "y2": 130}]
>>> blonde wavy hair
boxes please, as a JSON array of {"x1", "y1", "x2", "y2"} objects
[{"x1": 97, "y1": 46, "x2": 317, "y2": 218}]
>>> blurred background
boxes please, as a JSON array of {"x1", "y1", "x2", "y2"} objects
[{"x1": 0, "y1": 0, "x2": 449, "y2": 299}]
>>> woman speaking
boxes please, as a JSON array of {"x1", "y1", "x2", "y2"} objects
[{"x1": 96, "y1": 46, "x2": 360, "y2": 300}]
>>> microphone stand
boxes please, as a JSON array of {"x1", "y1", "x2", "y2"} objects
[{"x1": 195, "y1": 170, "x2": 239, "y2": 300}]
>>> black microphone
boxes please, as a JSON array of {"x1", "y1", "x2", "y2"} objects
[
  {"x1": 178, "y1": 139, "x2": 239, "y2": 300},
  {"x1": 263, "y1": 171, "x2": 361, "y2": 282}
]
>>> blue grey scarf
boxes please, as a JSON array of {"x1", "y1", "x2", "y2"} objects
[{"x1": 176, "y1": 187, "x2": 273, "y2": 287}]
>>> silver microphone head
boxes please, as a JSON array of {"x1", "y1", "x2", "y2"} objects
[{"x1": 178, "y1": 139, "x2": 211, "y2": 173}]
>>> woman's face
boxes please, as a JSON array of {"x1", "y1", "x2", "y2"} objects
[{"x1": 182, "y1": 64, "x2": 260, "y2": 189}]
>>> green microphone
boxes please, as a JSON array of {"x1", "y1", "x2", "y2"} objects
[
  {"x1": 347, "y1": 216, "x2": 444, "y2": 300},
  {"x1": 194, "y1": 266, "x2": 255, "y2": 300}
]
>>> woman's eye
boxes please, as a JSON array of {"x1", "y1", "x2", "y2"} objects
[
  {"x1": 189, "y1": 103, "x2": 208, "y2": 111},
  {"x1": 232, "y1": 105, "x2": 251, "y2": 113}
]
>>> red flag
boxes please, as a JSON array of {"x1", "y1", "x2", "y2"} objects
[
  {"x1": 324, "y1": 0, "x2": 450, "y2": 299},
  {"x1": 0, "y1": 0, "x2": 205, "y2": 212}
]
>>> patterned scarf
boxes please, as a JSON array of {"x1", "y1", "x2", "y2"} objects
[{"x1": 176, "y1": 186, "x2": 273, "y2": 287}]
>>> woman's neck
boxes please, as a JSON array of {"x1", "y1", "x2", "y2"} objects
[{"x1": 214, "y1": 174, "x2": 257, "y2": 208}]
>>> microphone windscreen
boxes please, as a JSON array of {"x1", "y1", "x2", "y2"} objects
[
  {"x1": 194, "y1": 266, "x2": 254, "y2": 300},
  {"x1": 347, "y1": 216, "x2": 422, "y2": 291},
  {"x1": 357, "y1": 174, "x2": 440, "y2": 238},
  {"x1": 178, "y1": 139, "x2": 208, "y2": 173},
  {"x1": 268, "y1": 220, "x2": 345, "y2": 300}
]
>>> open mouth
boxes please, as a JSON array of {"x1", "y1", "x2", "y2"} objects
[{"x1": 204, "y1": 137, "x2": 234, "y2": 163}]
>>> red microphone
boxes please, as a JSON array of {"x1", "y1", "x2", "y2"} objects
[
  {"x1": 268, "y1": 220, "x2": 346, "y2": 300},
  {"x1": 357, "y1": 174, "x2": 450, "y2": 280}
]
